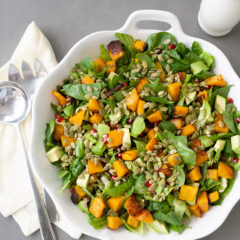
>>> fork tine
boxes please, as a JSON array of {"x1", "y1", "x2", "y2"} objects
[
  {"x1": 34, "y1": 59, "x2": 48, "y2": 77},
  {"x1": 8, "y1": 64, "x2": 22, "y2": 82},
  {"x1": 22, "y1": 60, "x2": 35, "y2": 79}
]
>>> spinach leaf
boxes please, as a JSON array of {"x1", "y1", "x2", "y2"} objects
[
  {"x1": 113, "y1": 91, "x2": 125, "y2": 101},
  {"x1": 146, "y1": 32, "x2": 177, "y2": 51},
  {"x1": 99, "y1": 44, "x2": 111, "y2": 62},
  {"x1": 115, "y1": 33, "x2": 134, "y2": 52},
  {"x1": 44, "y1": 120, "x2": 55, "y2": 151},
  {"x1": 134, "y1": 174, "x2": 148, "y2": 194},
  {"x1": 143, "y1": 96, "x2": 173, "y2": 105},
  {"x1": 159, "y1": 121, "x2": 177, "y2": 132},
  {"x1": 100, "y1": 99, "x2": 117, "y2": 110},
  {"x1": 75, "y1": 140, "x2": 85, "y2": 159},
  {"x1": 223, "y1": 139, "x2": 235, "y2": 157},
  {"x1": 63, "y1": 104, "x2": 74, "y2": 117},
  {"x1": 195, "y1": 70, "x2": 215, "y2": 80},
  {"x1": 184, "y1": 51, "x2": 202, "y2": 64},
  {"x1": 191, "y1": 41, "x2": 203, "y2": 55},
  {"x1": 70, "y1": 158, "x2": 85, "y2": 177},
  {"x1": 131, "y1": 117, "x2": 146, "y2": 138},
  {"x1": 170, "y1": 224, "x2": 188, "y2": 234},
  {"x1": 88, "y1": 213, "x2": 107, "y2": 229},
  {"x1": 147, "y1": 200, "x2": 170, "y2": 213},
  {"x1": 200, "y1": 178, "x2": 221, "y2": 192},
  {"x1": 63, "y1": 83, "x2": 105, "y2": 100},
  {"x1": 76, "y1": 57, "x2": 96, "y2": 73},
  {"x1": 142, "y1": 83, "x2": 168, "y2": 93},
  {"x1": 174, "y1": 165, "x2": 185, "y2": 187},
  {"x1": 153, "y1": 211, "x2": 181, "y2": 225},
  {"x1": 210, "y1": 85, "x2": 232, "y2": 107},
  {"x1": 134, "y1": 140, "x2": 146, "y2": 160},
  {"x1": 58, "y1": 170, "x2": 72, "y2": 192},
  {"x1": 200, "y1": 162, "x2": 208, "y2": 186},
  {"x1": 103, "y1": 175, "x2": 135, "y2": 197},
  {"x1": 200, "y1": 52, "x2": 214, "y2": 68},
  {"x1": 175, "y1": 42, "x2": 188, "y2": 57},
  {"x1": 210, "y1": 133, "x2": 234, "y2": 141},
  {"x1": 135, "y1": 53, "x2": 156, "y2": 69},
  {"x1": 92, "y1": 141, "x2": 106, "y2": 156},
  {"x1": 223, "y1": 104, "x2": 238, "y2": 133}
]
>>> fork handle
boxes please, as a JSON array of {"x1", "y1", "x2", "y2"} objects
[{"x1": 16, "y1": 124, "x2": 56, "y2": 240}]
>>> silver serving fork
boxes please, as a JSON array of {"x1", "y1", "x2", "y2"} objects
[{"x1": 8, "y1": 60, "x2": 59, "y2": 223}]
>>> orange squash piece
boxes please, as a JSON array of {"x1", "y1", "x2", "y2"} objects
[
  {"x1": 107, "y1": 40, "x2": 124, "y2": 61},
  {"x1": 53, "y1": 124, "x2": 64, "y2": 141},
  {"x1": 82, "y1": 76, "x2": 94, "y2": 84},
  {"x1": 74, "y1": 185, "x2": 86, "y2": 200},
  {"x1": 218, "y1": 162, "x2": 234, "y2": 179},
  {"x1": 61, "y1": 135, "x2": 76, "y2": 146},
  {"x1": 170, "y1": 118, "x2": 183, "y2": 130},
  {"x1": 134, "y1": 40, "x2": 146, "y2": 52},
  {"x1": 89, "y1": 197, "x2": 106, "y2": 218},
  {"x1": 95, "y1": 57, "x2": 106, "y2": 72},
  {"x1": 52, "y1": 90, "x2": 67, "y2": 106},
  {"x1": 188, "y1": 167, "x2": 202, "y2": 181},
  {"x1": 137, "y1": 209, "x2": 154, "y2": 223},
  {"x1": 205, "y1": 74, "x2": 226, "y2": 87},
  {"x1": 197, "y1": 191, "x2": 209, "y2": 213},
  {"x1": 174, "y1": 106, "x2": 188, "y2": 117},
  {"x1": 127, "y1": 215, "x2": 139, "y2": 228},
  {"x1": 88, "y1": 98, "x2": 101, "y2": 112},
  {"x1": 188, "y1": 203, "x2": 202, "y2": 217},
  {"x1": 168, "y1": 82, "x2": 181, "y2": 102},
  {"x1": 147, "y1": 129, "x2": 157, "y2": 139},
  {"x1": 122, "y1": 150, "x2": 138, "y2": 161},
  {"x1": 136, "y1": 77, "x2": 149, "y2": 93},
  {"x1": 168, "y1": 153, "x2": 182, "y2": 167},
  {"x1": 146, "y1": 138, "x2": 158, "y2": 151},
  {"x1": 196, "y1": 90, "x2": 208, "y2": 101},
  {"x1": 147, "y1": 110, "x2": 162, "y2": 123},
  {"x1": 88, "y1": 159, "x2": 104, "y2": 174},
  {"x1": 107, "y1": 216, "x2": 123, "y2": 230},
  {"x1": 125, "y1": 88, "x2": 139, "y2": 112},
  {"x1": 106, "y1": 61, "x2": 116, "y2": 74},
  {"x1": 107, "y1": 196, "x2": 125, "y2": 212},
  {"x1": 206, "y1": 169, "x2": 218, "y2": 180},
  {"x1": 69, "y1": 110, "x2": 86, "y2": 125},
  {"x1": 196, "y1": 151, "x2": 209, "y2": 166},
  {"x1": 209, "y1": 191, "x2": 219, "y2": 203},
  {"x1": 190, "y1": 139, "x2": 201, "y2": 149},
  {"x1": 155, "y1": 62, "x2": 165, "y2": 82},
  {"x1": 214, "y1": 114, "x2": 229, "y2": 133},
  {"x1": 108, "y1": 130, "x2": 123, "y2": 148},
  {"x1": 89, "y1": 113, "x2": 103, "y2": 124},
  {"x1": 125, "y1": 195, "x2": 143, "y2": 217},
  {"x1": 181, "y1": 124, "x2": 196, "y2": 137},
  {"x1": 159, "y1": 163, "x2": 172, "y2": 176},
  {"x1": 137, "y1": 100, "x2": 145, "y2": 115},
  {"x1": 113, "y1": 160, "x2": 129, "y2": 177},
  {"x1": 174, "y1": 72, "x2": 186, "y2": 82},
  {"x1": 179, "y1": 185, "x2": 198, "y2": 202}
]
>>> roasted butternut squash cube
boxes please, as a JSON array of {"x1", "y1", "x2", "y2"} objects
[
  {"x1": 69, "y1": 110, "x2": 86, "y2": 125},
  {"x1": 125, "y1": 195, "x2": 143, "y2": 217},
  {"x1": 95, "y1": 57, "x2": 106, "y2": 72},
  {"x1": 209, "y1": 191, "x2": 219, "y2": 203},
  {"x1": 122, "y1": 150, "x2": 138, "y2": 161},
  {"x1": 107, "y1": 196, "x2": 125, "y2": 212},
  {"x1": 205, "y1": 74, "x2": 226, "y2": 87},
  {"x1": 113, "y1": 160, "x2": 129, "y2": 177},
  {"x1": 196, "y1": 150, "x2": 209, "y2": 166},
  {"x1": 61, "y1": 135, "x2": 76, "y2": 147},
  {"x1": 196, "y1": 90, "x2": 208, "y2": 102},
  {"x1": 134, "y1": 40, "x2": 146, "y2": 52},
  {"x1": 174, "y1": 106, "x2": 188, "y2": 117},
  {"x1": 214, "y1": 114, "x2": 229, "y2": 133},
  {"x1": 88, "y1": 159, "x2": 104, "y2": 174},
  {"x1": 168, "y1": 153, "x2": 182, "y2": 167},
  {"x1": 53, "y1": 124, "x2": 64, "y2": 141},
  {"x1": 127, "y1": 215, "x2": 139, "y2": 228},
  {"x1": 52, "y1": 90, "x2": 67, "y2": 106},
  {"x1": 107, "y1": 216, "x2": 123, "y2": 230},
  {"x1": 190, "y1": 139, "x2": 201, "y2": 149},
  {"x1": 159, "y1": 163, "x2": 172, "y2": 176},
  {"x1": 106, "y1": 61, "x2": 116, "y2": 74},
  {"x1": 147, "y1": 110, "x2": 162, "y2": 123},
  {"x1": 206, "y1": 169, "x2": 218, "y2": 180},
  {"x1": 74, "y1": 186, "x2": 86, "y2": 200},
  {"x1": 218, "y1": 161, "x2": 234, "y2": 179},
  {"x1": 168, "y1": 82, "x2": 181, "y2": 102},
  {"x1": 89, "y1": 113, "x2": 103, "y2": 124},
  {"x1": 179, "y1": 185, "x2": 198, "y2": 202},
  {"x1": 170, "y1": 118, "x2": 183, "y2": 130},
  {"x1": 147, "y1": 129, "x2": 157, "y2": 139},
  {"x1": 181, "y1": 124, "x2": 196, "y2": 137},
  {"x1": 108, "y1": 130, "x2": 123, "y2": 148},
  {"x1": 107, "y1": 40, "x2": 124, "y2": 61},
  {"x1": 137, "y1": 209, "x2": 154, "y2": 223},
  {"x1": 187, "y1": 167, "x2": 202, "y2": 181},
  {"x1": 146, "y1": 138, "x2": 158, "y2": 151},
  {"x1": 82, "y1": 75, "x2": 94, "y2": 84},
  {"x1": 155, "y1": 62, "x2": 165, "y2": 82},
  {"x1": 137, "y1": 100, "x2": 145, "y2": 115},
  {"x1": 197, "y1": 191, "x2": 209, "y2": 213},
  {"x1": 125, "y1": 88, "x2": 139, "y2": 112},
  {"x1": 188, "y1": 203, "x2": 202, "y2": 217},
  {"x1": 88, "y1": 98, "x2": 101, "y2": 112},
  {"x1": 136, "y1": 77, "x2": 149, "y2": 93},
  {"x1": 89, "y1": 197, "x2": 106, "y2": 218}
]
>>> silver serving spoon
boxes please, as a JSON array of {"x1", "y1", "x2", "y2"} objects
[{"x1": 0, "y1": 81, "x2": 56, "y2": 240}]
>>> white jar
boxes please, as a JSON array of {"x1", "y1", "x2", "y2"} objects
[{"x1": 198, "y1": 0, "x2": 240, "y2": 37}]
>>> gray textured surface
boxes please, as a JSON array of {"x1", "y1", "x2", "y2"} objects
[{"x1": 1, "y1": 0, "x2": 240, "y2": 239}]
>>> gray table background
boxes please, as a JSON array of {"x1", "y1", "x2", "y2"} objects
[{"x1": 1, "y1": 0, "x2": 240, "y2": 239}]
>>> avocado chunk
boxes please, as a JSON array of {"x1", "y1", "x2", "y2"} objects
[
  {"x1": 215, "y1": 95, "x2": 226, "y2": 114},
  {"x1": 231, "y1": 135, "x2": 240, "y2": 154},
  {"x1": 190, "y1": 61, "x2": 208, "y2": 75},
  {"x1": 214, "y1": 140, "x2": 226, "y2": 151},
  {"x1": 46, "y1": 146, "x2": 62, "y2": 163},
  {"x1": 148, "y1": 220, "x2": 169, "y2": 234},
  {"x1": 77, "y1": 171, "x2": 89, "y2": 188},
  {"x1": 122, "y1": 128, "x2": 131, "y2": 149},
  {"x1": 186, "y1": 91, "x2": 196, "y2": 105}
]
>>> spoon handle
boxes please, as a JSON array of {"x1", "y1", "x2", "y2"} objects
[{"x1": 16, "y1": 125, "x2": 56, "y2": 240}]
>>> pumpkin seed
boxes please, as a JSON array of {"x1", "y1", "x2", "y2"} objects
[
  {"x1": 164, "y1": 38, "x2": 171, "y2": 45},
  {"x1": 166, "y1": 64, "x2": 171, "y2": 72}
]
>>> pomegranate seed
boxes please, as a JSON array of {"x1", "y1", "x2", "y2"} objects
[
  {"x1": 169, "y1": 44, "x2": 176, "y2": 50},
  {"x1": 155, "y1": 48, "x2": 162, "y2": 54},
  {"x1": 55, "y1": 114, "x2": 63, "y2": 122},
  {"x1": 228, "y1": 98, "x2": 233, "y2": 104},
  {"x1": 70, "y1": 188, "x2": 73, "y2": 193},
  {"x1": 233, "y1": 157, "x2": 239, "y2": 163},
  {"x1": 103, "y1": 134, "x2": 109, "y2": 139},
  {"x1": 103, "y1": 139, "x2": 108, "y2": 144},
  {"x1": 85, "y1": 196, "x2": 91, "y2": 202},
  {"x1": 90, "y1": 129, "x2": 97, "y2": 134},
  {"x1": 113, "y1": 124, "x2": 118, "y2": 129},
  {"x1": 123, "y1": 82, "x2": 128, "y2": 87},
  {"x1": 117, "y1": 153, "x2": 122, "y2": 159},
  {"x1": 106, "y1": 122, "x2": 111, "y2": 127},
  {"x1": 237, "y1": 118, "x2": 240, "y2": 123},
  {"x1": 128, "y1": 119, "x2": 134, "y2": 124},
  {"x1": 199, "y1": 87, "x2": 203, "y2": 91},
  {"x1": 67, "y1": 98, "x2": 73, "y2": 103},
  {"x1": 111, "y1": 175, "x2": 117, "y2": 180},
  {"x1": 154, "y1": 121, "x2": 159, "y2": 126},
  {"x1": 197, "y1": 79, "x2": 201, "y2": 83},
  {"x1": 145, "y1": 181, "x2": 152, "y2": 187},
  {"x1": 207, "y1": 85, "x2": 211, "y2": 89},
  {"x1": 149, "y1": 190, "x2": 154, "y2": 194},
  {"x1": 117, "y1": 147, "x2": 121, "y2": 152}
]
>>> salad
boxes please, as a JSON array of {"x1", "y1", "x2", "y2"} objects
[{"x1": 45, "y1": 31, "x2": 240, "y2": 234}]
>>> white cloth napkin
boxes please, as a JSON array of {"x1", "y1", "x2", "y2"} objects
[{"x1": 0, "y1": 21, "x2": 82, "y2": 239}]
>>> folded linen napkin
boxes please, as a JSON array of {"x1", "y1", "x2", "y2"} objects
[{"x1": 0, "y1": 21, "x2": 82, "y2": 239}]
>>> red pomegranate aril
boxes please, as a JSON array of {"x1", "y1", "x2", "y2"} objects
[
  {"x1": 207, "y1": 85, "x2": 211, "y2": 89},
  {"x1": 106, "y1": 122, "x2": 111, "y2": 127},
  {"x1": 67, "y1": 98, "x2": 73, "y2": 103},
  {"x1": 117, "y1": 147, "x2": 121, "y2": 152},
  {"x1": 155, "y1": 48, "x2": 162, "y2": 54},
  {"x1": 112, "y1": 175, "x2": 117, "y2": 180},
  {"x1": 123, "y1": 82, "x2": 128, "y2": 87},
  {"x1": 55, "y1": 114, "x2": 63, "y2": 122},
  {"x1": 128, "y1": 119, "x2": 134, "y2": 124},
  {"x1": 103, "y1": 139, "x2": 108, "y2": 145},
  {"x1": 154, "y1": 121, "x2": 159, "y2": 126},
  {"x1": 69, "y1": 188, "x2": 73, "y2": 193},
  {"x1": 228, "y1": 98, "x2": 233, "y2": 104},
  {"x1": 233, "y1": 157, "x2": 239, "y2": 163},
  {"x1": 236, "y1": 118, "x2": 240, "y2": 123},
  {"x1": 146, "y1": 181, "x2": 152, "y2": 187},
  {"x1": 197, "y1": 79, "x2": 201, "y2": 84},
  {"x1": 117, "y1": 153, "x2": 122, "y2": 159},
  {"x1": 103, "y1": 134, "x2": 109, "y2": 139},
  {"x1": 199, "y1": 87, "x2": 203, "y2": 91},
  {"x1": 169, "y1": 44, "x2": 176, "y2": 50},
  {"x1": 91, "y1": 129, "x2": 97, "y2": 134},
  {"x1": 113, "y1": 124, "x2": 118, "y2": 129},
  {"x1": 85, "y1": 196, "x2": 91, "y2": 202}
]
